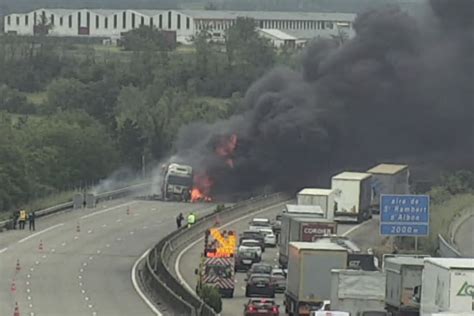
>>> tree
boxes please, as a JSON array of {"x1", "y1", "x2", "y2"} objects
[
  {"x1": 120, "y1": 26, "x2": 175, "y2": 51},
  {"x1": 199, "y1": 285, "x2": 222, "y2": 313},
  {"x1": 0, "y1": 84, "x2": 35, "y2": 114}
]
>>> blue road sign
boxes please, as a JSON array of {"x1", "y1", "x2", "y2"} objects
[{"x1": 380, "y1": 194, "x2": 430, "y2": 236}]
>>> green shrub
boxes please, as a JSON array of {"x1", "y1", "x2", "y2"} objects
[{"x1": 199, "y1": 285, "x2": 222, "y2": 313}]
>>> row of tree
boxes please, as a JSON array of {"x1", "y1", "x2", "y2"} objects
[{"x1": 0, "y1": 18, "x2": 283, "y2": 212}]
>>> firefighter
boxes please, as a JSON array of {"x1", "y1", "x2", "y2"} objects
[
  {"x1": 28, "y1": 211, "x2": 36, "y2": 231},
  {"x1": 19, "y1": 209, "x2": 27, "y2": 230},
  {"x1": 176, "y1": 212, "x2": 184, "y2": 229},
  {"x1": 187, "y1": 212, "x2": 196, "y2": 228}
]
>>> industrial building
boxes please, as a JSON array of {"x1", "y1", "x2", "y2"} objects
[{"x1": 3, "y1": 8, "x2": 356, "y2": 45}]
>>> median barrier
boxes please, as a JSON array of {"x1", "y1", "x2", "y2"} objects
[
  {"x1": 141, "y1": 192, "x2": 290, "y2": 316},
  {"x1": 438, "y1": 234, "x2": 461, "y2": 257},
  {"x1": 0, "y1": 182, "x2": 151, "y2": 232}
]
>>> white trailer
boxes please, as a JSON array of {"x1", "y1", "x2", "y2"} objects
[
  {"x1": 330, "y1": 269, "x2": 386, "y2": 315},
  {"x1": 367, "y1": 164, "x2": 410, "y2": 213},
  {"x1": 297, "y1": 188, "x2": 335, "y2": 221},
  {"x1": 384, "y1": 256, "x2": 425, "y2": 316},
  {"x1": 420, "y1": 258, "x2": 474, "y2": 316},
  {"x1": 331, "y1": 172, "x2": 372, "y2": 223},
  {"x1": 285, "y1": 242, "x2": 348, "y2": 316}
]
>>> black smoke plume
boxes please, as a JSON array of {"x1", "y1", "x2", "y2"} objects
[{"x1": 175, "y1": 0, "x2": 474, "y2": 195}]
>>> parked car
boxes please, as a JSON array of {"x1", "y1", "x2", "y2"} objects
[
  {"x1": 259, "y1": 228, "x2": 277, "y2": 247},
  {"x1": 243, "y1": 298, "x2": 279, "y2": 316},
  {"x1": 246, "y1": 263, "x2": 273, "y2": 279},
  {"x1": 249, "y1": 218, "x2": 272, "y2": 232},
  {"x1": 239, "y1": 239, "x2": 263, "y2": 259},
  {"x1": 245, "y1": 274, "x2": 275, "y2": 298},
  {"x1": 235, "y1": 250, "x2": 259, "y2": 272},
  {"x1": 240, "y1": 230, "x2": 266, "y2": 252}
]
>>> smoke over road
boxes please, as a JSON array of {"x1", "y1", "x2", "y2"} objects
[{"x1": 175, "y1": 0, "x2": 474, "y2": 195}]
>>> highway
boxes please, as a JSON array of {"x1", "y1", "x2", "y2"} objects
[
  {"x1": 0, "y1": 198, "x2": 215, "y2": 316},
  {"x1": 453, "y1": 212, "x2": 474, "y2": 257},
  {"x1": 177, "y1": 204, "x2": 382, "y2": 316}
]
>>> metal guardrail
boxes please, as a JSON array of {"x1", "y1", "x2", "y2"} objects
[
  {"x1": 141, "y1": 192, "x2": 290, "y2": 316},
  {"x1": 0, "y1": 182, "x2": 151, "y2": 231},
  {"x1": 437, "y1": 206, "x2": 473, "y2": 258},
  {"x1": 438, "y1": 234, "x2": 461, "y2": 258}
]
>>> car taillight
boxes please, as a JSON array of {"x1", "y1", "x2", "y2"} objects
[
  {"x1": 272, "y1": 307, "x2": 279, "y2": 313},
  {"x1": 248, "y1": 306, "x2": 256, "y2": 312}
]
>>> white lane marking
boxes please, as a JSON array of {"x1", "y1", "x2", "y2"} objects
[
  {"x1": 26, "y1": 281, "x2": 30, "y2": 286},
  {"x1": 30, "y1": 268, "x2": 34, "y2": 272},
  {"x1": 18, "y1": 223, "x2": 64, "y2": 244},
  {"x1": 92, "y1": 312, "x2": 97, "y2": 316},
  {"x1": 83, "y1": 262, "x2": 87, "y2": 266},
  {"x1": 88, "y1": 304, "x2": 93, "y2": 309},
  {"x1": 176, "y1": 201, "x2": 289, "y2": 294},
  {"x1": 80, "y1": 268, "x2": 84, "y2": 273},
  {"x1": 102, "y1": 224, "x2": 107, "y2": 228},
  {"x1": 29, "y1": 303, "x2": 33, "y2": 308},
  {"x1": 96, "y1": 250, "x2": 101, "y2": 254},
  {"x1": 241, "y1": 287, "x2": 246, "y2": 291},
  {"x1": 27, "y1": 274, "x2": 31, "y2": 278},
  {"x1": 27, "y1": 295, "x2": 32, "y2": 300},
  {"x1": 78, "y1": 275, "x2": 82, "y2": 280},
  {"x1": 87, "y1": 230, "x2": 93, "y2": 234},
  {"x1": 132, "y1": 248, "x2": 162, "y2": 316},
  {"x1": 79, "y1": 282, "x2": 83, "y2": 287},
  {"x1": 74, "y1": 236, "x2": 79, "y2": 240},
  {"x1": 85, "y1": 296, "x2": 90, "y2": 301},
  {"x1": 61, "y1": 242, "x2": 66, "y2": 246},
  {"x1": 51, "y1": 248, "x2": 56, "y2": 253},
  {"x1": 42, "y1": 255, "x2": 47, "y2": 258},
  {"x1": 35, "y1": 261, "x2": 39, "y2": 265},
  {"x1": 342, "y1": 220, "x2": 372, "y2": 237},
  {"x1": 89, "y1": 256, "x2": 93, "y2": 260},
  {"x1": 0, "y1": 247, "x2": 8, "y2": 254},
  {"x1": 129, "y1": 231, "x2": 134, "y2": 235},
  {"x1": 116, "y1": 219, "x2": 122, "y2": 223},
  {"x1": 27, "y1": 288, "x2": 31, "y2": 293},
  {"x1": 81, "y1": 201, "x2": 138, "y2": 219},
  {"x1": 105, "y1": 244, "x2": 110, "y2": 248},
  {"x1": 81, "y1": 289, "x2": 86, "y2": 294},
  {"x1": 116, "y1": 237, "x2": 122, "y2": 241}
]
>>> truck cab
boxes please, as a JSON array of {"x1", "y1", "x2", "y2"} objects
[{"x1": 161, "y1": 163, "x2": 193, "y2": 201}]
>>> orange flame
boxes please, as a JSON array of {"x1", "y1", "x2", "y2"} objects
[
  {"x1": 215, "y1": 134, "x2": 238, "y2": 168},
  {"x1": 191, "y1": 173, "x2": 213, "y2": 202}
]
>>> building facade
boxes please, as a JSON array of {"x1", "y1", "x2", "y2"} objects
[{"x1": 3, "y1": 8, "x2": 356, "y2": 44}]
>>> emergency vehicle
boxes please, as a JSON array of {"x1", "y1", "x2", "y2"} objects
[{"x1": 195, "y1": 227, "x2": 237, "y2": 298}]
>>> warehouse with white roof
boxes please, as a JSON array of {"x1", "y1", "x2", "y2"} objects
[{"x1": 3, "y1": 8, "x2": 356, "y2": 45}]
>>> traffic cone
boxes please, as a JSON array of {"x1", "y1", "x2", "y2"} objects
[
  {"x1": 15, "y1": 259, "x2": 20, "y2": 273},
  {"x1": 76, "y1": 222, "x2": 80, "y2": 233},
  {"x1": 11, "y1": 279, "x2": 16, "y2": 293},
  {"x1": 13, "y1": 302, "x2": 20, "y2": 316},
  {"x1": 38, "y1": 240, "x2": 43, "y2": 251}
]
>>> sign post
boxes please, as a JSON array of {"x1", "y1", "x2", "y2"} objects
[{"x1": 380, "y1": 194, "x2": 430, "y2": 250}]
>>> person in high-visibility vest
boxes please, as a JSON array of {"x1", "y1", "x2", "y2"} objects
[
  {"x1": 19, "y1": 210, "x2": 27, "y2": 230},
  {"x1": 187, "y1": 212, "x2": 196, "y2": 228}
]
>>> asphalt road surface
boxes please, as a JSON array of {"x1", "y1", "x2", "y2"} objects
[
  {"x1": 454, "y1": 214, "x2": 474, "y2": 257},
  {"x1": 177, "y1": 204, "x2": 381, "y2": 316},
  {"x1": 0, "y1": 198, "x2": 215, "y2": 316}
]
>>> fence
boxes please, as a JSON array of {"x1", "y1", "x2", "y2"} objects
[
  {"x1": 0, "y1": 182, "x2": 151, "y2": 231},
  {"x1": 141, "y1": 192, "x2": 290, "y2": 316}
]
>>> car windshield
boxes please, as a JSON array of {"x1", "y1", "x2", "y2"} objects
[
  {"x1": 253, "y1": 265, "x2": 272, "y2": 274},
  {"x1": 167, "y1": 175, "x2": 192, "y2": 186},
  {"x1": 249, "y1": 299, "x2": 275, "y2": 308},
  {"x1": 251, "y1": 276, "x2": 270, "y2": 283},
  {"x1": 205, "y1": 265, "x2": 232, "y2": 278},
  {"x1": 251, "y1": 222, "x2": 270, "y2": 227},
  {"x1": 242, "y1": 241, "x2": 259, "y2": 247},
  {"x1": 239, "y1": 251, "x2": 255, "y2": 258}
]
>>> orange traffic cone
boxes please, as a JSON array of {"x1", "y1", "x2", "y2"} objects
[
  {"x1": 11, "y1": 279, "x2": 16, "y2": 293},
  {"x1": 38, "y1": 240, "x2": 43, "y2": 251},
  {"x1": 76, "y1": 222, "x2": 80, "y2": 233},
  {"x1": 13, "y1": 302, "x2": 20, "y2": 316},
  {"x1": 15, "y1": 259, "x2": 20, "y2": 273}
]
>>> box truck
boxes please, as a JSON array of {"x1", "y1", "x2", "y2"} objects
[
  {"x1": 285, "y1": 204, "x2": 325, "y2": 217},
  {"x1": 367, "y1": 164, "x2": 410, "y2": 214},
  {"x1": 285, "y1": 242, "x2": 347, "y2": 316},
  {"x1": 332, "y1": 172, "x2": 373, "y2": 223},
  {"x1": 279, "y1": 214, "x2": 338, "y2": 268},
  {"x1": 420, "y1": 258, "x2": 474, "y2": 316},
  {"x1": 384, "y1": 256, "x2": 425, "y2": 316},
  {"x1": 330, "y1": 269, "x2": 386, "y2": 316},
  {"x1": 297, "y1": 188, "x2": 335, "y2": 221}
]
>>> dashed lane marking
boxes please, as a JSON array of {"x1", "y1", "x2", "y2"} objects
[
  {"x1": 80, "y1": 201, "x2": 138, "y2": 220},
  {"x1": 0, "y1": 247, "x2": 8, "y2": 254}
]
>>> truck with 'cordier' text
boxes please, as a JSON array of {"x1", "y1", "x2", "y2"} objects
[
  {"x1": 279, "y1": 214, "x2": 337, "y2": 268},
  {"x1": 285, "y1": 242, "x2": 347, "y2": 316}
]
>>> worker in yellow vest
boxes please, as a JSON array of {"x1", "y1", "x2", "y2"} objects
[
  {"x1": 187, "y1": 212, "x2": 196, "y2": 228},
  {"x1": 19, "y1": 209, "x2": 28, "y2": 230}
]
